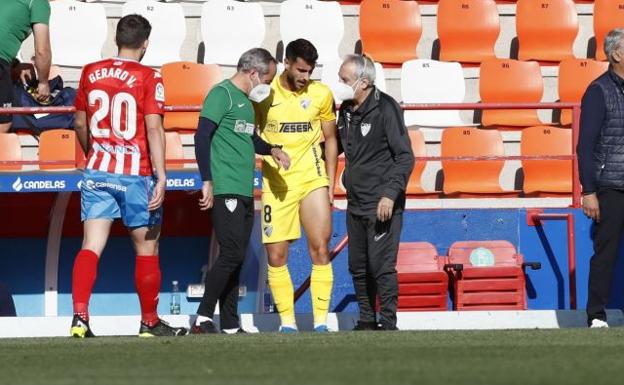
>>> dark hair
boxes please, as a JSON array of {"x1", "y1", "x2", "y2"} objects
[
  {"x1": 285, "y1": 39, "x2": 318, "y2": 65},
  {"x1": 115, "y1": 14, "x2": 152, "y2": 50},
  {"x1": 237, "y1": 48, "x2": 277, "y2": 75}
]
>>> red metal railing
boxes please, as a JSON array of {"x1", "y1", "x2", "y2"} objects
[
  {"x1": 293, "y1": 235, "x2": 349, "y2": 302},
  {"x1": 0, "y1": 102, "x2": 581, "y2": 206},
  {"x1": 527, "y1": 209, "x2": 577, "y2": 310}
]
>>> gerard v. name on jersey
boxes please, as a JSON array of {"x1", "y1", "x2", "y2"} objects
[{"x1": 88, "y1": 66, "x2": 137, "y2": 87}]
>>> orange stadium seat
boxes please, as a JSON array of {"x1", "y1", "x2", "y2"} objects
[
  {"x1": 0, "y1": 133, "x2": 23, "y2": 172},
  {"x1": 479, "y1": 59, "x2": 543, "y2": 128},
  {"x1": 441, "y1": 127, "x2": 518, "y2": 197},
  {"x1": 516, "y1": 0, "x2": 578, "y2": 63},
  {"x1": 558, "y1": 59, "x2": 608, "y2": 125},
  {"x1": 162, "y1": 62, "x2": 222, "y2": 131},
  {"x1": 521, "y1": 126, "x2": 572, "y2": 196},
  {"x1": 165, "y1": 132, "x2": 185, "y2": 170},
  {"x1": 359, "y1": 0, "x2": 422, "y2": 65},
  {"x1": 334, "y1": 155, "x2": 347, "y2": 197},
  {"x1": 437, "y1": 0, "x2": 500, "y2": 64},
  {"x1": 39, "y1": 129, "x2": 77, "y2": 170},
  {"x1": 594, "y1": 0, "x2": 624, "y2": 61},
  {"x1": 406, "y1": 130, "x2": 437, "y2": 197},
  {"x1": 445, "y1": 240, "x2": 540, "y2": 310},
  {"x1": 396, "y1": 242, "x2": 449, "y2": 311}
]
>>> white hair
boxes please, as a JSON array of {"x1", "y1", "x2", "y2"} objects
[
  {"x1": 342, "y1": 54, "x2": 376, "y2": 84},
  {"x1": 605, "y1": 28, "x2": 624, "y2": 64}
]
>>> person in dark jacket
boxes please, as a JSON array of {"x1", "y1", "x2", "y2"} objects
[
  {"x1": 578, "y1": 28, "x2": 624, "y2": 328},
  {"x1": 335, "y1": 54, "x2": 414, "y2": 331}
]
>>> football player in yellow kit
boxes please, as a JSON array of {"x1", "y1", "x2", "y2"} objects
[{"x1": 255, "y1": 39, "x2": 337, "y2": 332}]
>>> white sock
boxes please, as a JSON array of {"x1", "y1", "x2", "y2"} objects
[
  {"x1": 222, "y1": 328, "x2": 239, "y2": 334},
  {"x1": 195, "y1": 315, "x2": 212, "y2": 326}
]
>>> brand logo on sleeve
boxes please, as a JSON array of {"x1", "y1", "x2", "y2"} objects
[{"x1": 155, "y1": 83, "x2": 165, "y2": 102}]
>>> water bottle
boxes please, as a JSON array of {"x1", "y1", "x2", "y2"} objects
[
  {"x1": 263, "y1": 280, "x2": 274, "y2": 313},
  {"x1": 170, "y1": 280, "x2": 181, "y2": 315}
]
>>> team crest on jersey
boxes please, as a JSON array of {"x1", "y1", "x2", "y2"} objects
[
  {"x1": 225, "y1": 199, "x2": 237, "y2": 213},
  {"x1": 361, "y1": 122, "x2": 372, "y2": 137},
  {"x1": 155, "y1": 83, "x2": 165, "y2": 102},
  {"x1": 263, "y1": 225, "x2": 273, "y2": 238},
  {"x1": 300, "y1": 98, "x2": 311, "y2": 110}
]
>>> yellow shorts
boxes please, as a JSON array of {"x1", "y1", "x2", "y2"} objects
[{"x1": 261, "y1": 178, "x2": 329, "y2": 244}]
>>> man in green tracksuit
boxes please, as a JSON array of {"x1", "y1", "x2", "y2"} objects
[{"x1": 192, "y1": 48, "x2": 290, "y2": 334}]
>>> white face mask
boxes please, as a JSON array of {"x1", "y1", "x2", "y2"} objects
[
  {"x1": 333, "y1": 77, "x2": 362, "y2": 102},
  {"x1": 248, "y1": 74, "x2": 271, "y2": 103}
]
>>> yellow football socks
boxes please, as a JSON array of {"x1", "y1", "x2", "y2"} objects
[
  {"x1": 310, "y1": 263, "x2": 333, "y2": 328},
  {"x1": 268, "y1": 265, "x2": 296, "y2": 327}
]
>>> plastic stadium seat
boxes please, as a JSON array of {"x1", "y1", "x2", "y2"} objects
[
  {"x1": 165, "y1": 132, "x2": 185, "y2": 170},
  {"x1": 594, "y1": 0, "x2": 624, "y2": 61},
  {"x1": 516, "y1": 0, "x2": 578, "y2": 62},
  {"x1": 334, "y1": 154, "x2": 346, "y2": 197},
  {"x1": 161, "y1": 62, "x2": 222, "y2": 131},
  {"x1": 437, "y1": 0, "x2": 500, "y2": 64},
  {"x1": 320, "y1": 60, "x2": 386, "y2": 103},
  {"x1": 445, "y1": 240, "x2": 540, "y2": 310},
  {"x1": 49, "y1": 0, "x2": 107, "y2": 66},
  {"x1": 122, "y1": 0, "x2": 186, "y2": 67},
  {"x1": 479, "y1": 59, "x2": 543, "y2": 128},
  {"x1": 396, "y1": 242, "x2": 448, "y2": 311},
  {"x1": 280, "y1": 0, "x2": 344, "y2": 64},
  {"x1": 401, "y1": 60, "x2": 469, "y2": 127},
  {"x1": 521, "y1": 126, "x2": 572, "y2": 196},
  {"x1": 0, "y1": 134, "x2": 23, "y2": 172},
  {"x1": 441, "y1": 127, "x2": 518, "y2": 197},
  {"x1": 201, "y1": 0, "x2": 265, "y2": 66},
  {"x1": 558, "y1": 59, "x2": 608, "y2": 125},
  {"x1": 39, "y1": 129, "x2": 77, "y2": 170},
  {"x1": 359, "y1": 0, "x2": 421, "y2": 65},
  {"x1": 406, "y1": 130, "x2": 437, "y2": 197}
]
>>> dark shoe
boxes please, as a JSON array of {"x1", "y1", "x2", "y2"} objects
[
  {"x1": 352, "y1": 320, "x2": 379, "y2": 331},
  {"x1": 139, "y1": 319, "x2": 188, "y2": 337},
  {"x1": 70, "y1": 314, "x2": 96, "y2": 338},
  {"x1": 378, "y1": 322, "x2": 399, "y2": 331},
  {"x1": 191, "y1": 320, "x2": 220, "y2": 334}
]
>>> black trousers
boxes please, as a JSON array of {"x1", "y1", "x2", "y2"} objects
[
  {"x1": 347, "y1": 212, "x2": 402, "y2": 327},
  {"x1": 197, "y1": 195, "x2": 254, "y2": 329},
  {"x1": 587, "y1": 188, "x2": 624, "y2": 323}
]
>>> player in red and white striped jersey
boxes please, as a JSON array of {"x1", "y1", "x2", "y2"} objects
[
  {"x1": 75, "y1": 56, "x2": 164, "y2": 176},
  {"x1": 69, "y1": 14, "x2": 186, "y2": 339}
]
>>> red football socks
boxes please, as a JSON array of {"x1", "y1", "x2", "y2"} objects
[
  {"x1": 135, "y1": 255, "x2": 161, "y2": 327},
  {"x1": 72, "y1": 249, "x2": 99, "y2": 320}
]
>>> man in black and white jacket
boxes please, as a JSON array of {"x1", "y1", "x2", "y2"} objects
[{"x1": 335, "y1": 54, "x2": 414, "y2": 331}]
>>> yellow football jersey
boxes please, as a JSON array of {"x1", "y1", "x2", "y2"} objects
[{"x1": 256, "y1": 76, "x2": 336, "y2": 192}]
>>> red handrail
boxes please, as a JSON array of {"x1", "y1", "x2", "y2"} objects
[
  {"x1": 527, "y1": 209, "x2": 577, "y2": 310},
  {"x1": 0, "y1": 102, "x2": 582, "y2": 207},
  {"x1": 293, "y1": 235, "x2": 349, "y2": 302}
]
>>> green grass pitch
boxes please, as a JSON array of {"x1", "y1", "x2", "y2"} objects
[{"x1": 1, "y1": 329, "x2": 623, "y2": 385}]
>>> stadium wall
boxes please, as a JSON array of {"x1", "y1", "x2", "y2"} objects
[{"x1": 3, "y1": 198, "x2": 624, "y2": 318}]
